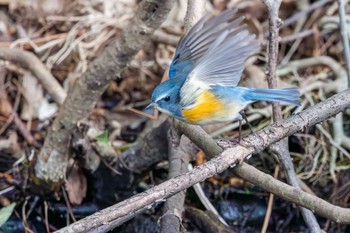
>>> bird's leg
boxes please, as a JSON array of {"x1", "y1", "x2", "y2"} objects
[
  {"x1": 217, "y1": 117, "x2": 248, "y2": 149},
  {"x1": 217, "y1": 115, "x2": 243, "y2": 148},
  {"x1": 239, "y1": 110, "x2": 264, "y2": 148},
  {"x1": 239, "y1": 110, "x2": 256, "y2": 135},
  {"x1": 238, "y1": 118, "x2": 242, "y2": 143},
  {"x1": 217, "y1": 113, "x2": 250, "y2": 149}
]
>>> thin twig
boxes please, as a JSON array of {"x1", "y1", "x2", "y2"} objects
[
  {"x1": 262, "y1": 1, "x2": 321, "y2": 231},
  {"x1": 44, "y1": 201, "x2": 50, "y2": 233},
  {"x1": 190, "y1": 164, "x2": 228, "y2": 226},
  {"x1": 280, "y1": 29, "x2": 314, "y2": 44},
  {"x1": 261, "y1": 165, "x2": 279, "y2": 233},
  {"x1": 337, "y1": 0, "x2": 350, "y2": 87},
  {"x1": 61, "y1": 186, "x2": 77, "y2": 223},
  {"x1": 263, "y1": 0, "x2": 282, "y2": 120}
]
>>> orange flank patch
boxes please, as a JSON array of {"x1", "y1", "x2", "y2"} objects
[{"x1": 182, "y1": 90, "x2": 224, "y2": 124}]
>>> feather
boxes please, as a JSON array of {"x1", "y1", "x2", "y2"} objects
[
  {"x1": 169, "y1": 8, "x2": 244, "y2": 79},
  {"x1": 176, "y1": 10, "x2": 260, "y2": 107}
]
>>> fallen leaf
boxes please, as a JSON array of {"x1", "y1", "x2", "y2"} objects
[
  {"x1": 65, "y1": 162, "x2": 87, "y2": 206},
  {"x1": 0, "y1": 131, "x2": 21, "y2": 154},
  {"x1": 0, "y1": 92, "x2": 13, "y2": 118},
  {"x1": 0, "y1": 202, "x2": 16, "y2": 227},
  {"x1": 20, "y1": 71, "x2": 57, "y2": 121}
]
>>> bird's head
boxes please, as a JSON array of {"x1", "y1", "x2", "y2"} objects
[{"x1": 146, "y1": 79, "x2": 184, "y2": 119}]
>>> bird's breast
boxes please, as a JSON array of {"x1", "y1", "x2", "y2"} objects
[
  {"x1": 181, "y1": 89, "x2": 246, "y2": 124},
  {"x1": 181, "y1": 90, "x2": 225, "y2": 124}
]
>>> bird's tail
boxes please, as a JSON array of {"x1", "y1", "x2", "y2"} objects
[{"x1": 244, "y1": 87, "x2": 301, "y2": 106}]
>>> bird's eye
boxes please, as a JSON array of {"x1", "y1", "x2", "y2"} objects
[{"x1": 164, "y1": 96, "x2": 170, "y2": 102}]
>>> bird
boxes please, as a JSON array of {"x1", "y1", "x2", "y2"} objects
[{"x1": 146, "y1": 8, "x2": 300, "y2": 128}]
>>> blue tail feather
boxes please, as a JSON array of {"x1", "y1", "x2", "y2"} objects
[{"x1": 244, "y1": 87, "x2": 301, "y2": 106}]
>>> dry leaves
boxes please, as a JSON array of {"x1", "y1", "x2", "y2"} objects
[{"x1": 65, "y1": 161, "x2": 87, "y2": 205}]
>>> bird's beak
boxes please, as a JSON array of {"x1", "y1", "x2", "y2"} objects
[{"x1": 143, "y1": 102, "x2": 156, "y2": 115}]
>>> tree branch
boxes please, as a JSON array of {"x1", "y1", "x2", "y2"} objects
[
  {"x1": 183, "y1": 0, "x2": 206, "y2": 32},
  {"x1": 159, "y1": 130, "x2": 193, "y2": 233},
  {"x1": 262, "y1": 0, "x2": 282, "y2": 120},
  {"x1": 337, "y1": 0, "x2": 350, "y2": 87}
]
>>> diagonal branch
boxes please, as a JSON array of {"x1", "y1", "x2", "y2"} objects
[
  {"x1": 55, "y1": 88, "x2": 350, "y2": 233},
  {"x1": 34, "y1": 0, "x2": 174, "y2": 184}
]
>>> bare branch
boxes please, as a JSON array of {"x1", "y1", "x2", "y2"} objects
[
  {"x1": 262, "y1": 0, "x2": 282, "y2": 120},
  {"x1": 159, "y1": 130, "x2": 192, "y2": 233},
  {"x1": 337, "y1": 0, "x2": 350, "y2": 87},
  {"x1": 183, "y1": 0, "x2": 206, "y2": 32}
]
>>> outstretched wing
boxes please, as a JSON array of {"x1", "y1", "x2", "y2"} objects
[
  {"x1": 169, "y1": 8, "x2": 244, "y2": 79},
  {"x1": 180, "y1": 13, "x2": 260, "y2": 108}
]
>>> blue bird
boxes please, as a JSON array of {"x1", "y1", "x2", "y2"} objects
[{"x1": 147, "y1": 9, "x2": 300, "y2": 125}]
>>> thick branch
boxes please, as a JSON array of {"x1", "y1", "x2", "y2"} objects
[
  {"x1": 159, "y1": 2, "x2": 206, "y2": 232},
  {"x1": 183, "y1": 0, "x2": 205, "y2": 32},
  {"x1": 159, "y1": 130, "x2": 193, "y2": 233},
  {"x1": 56, "y1": 88, "x2": 350, "y2": 233},
  {"x1": 34, "y1": 0, "x2": 174, "y2": 183}
]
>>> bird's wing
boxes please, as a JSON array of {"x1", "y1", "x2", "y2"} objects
[
  {"x1": 169, "y1": 8, "x2": 244, "y2": 79},
  {"x1": 179, "y1": 13, "x2": 260, "y2": 108}
]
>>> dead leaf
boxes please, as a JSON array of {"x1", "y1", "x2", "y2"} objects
[
  {"x1": 0, "y1": 131, "x2": 21, "y2": 155},
  {"x1": 195, "y1": 150, "x2": 207, "y2": 166},
  {"x1": 65, "y1": 162, "x2": 87, "y2": 206},
  {"x1": 0, "y1": 95, "x2": 13, "y2": 118},
  {"x1": 20, "y1": 71, "x2": 57, "y2": 121}
]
